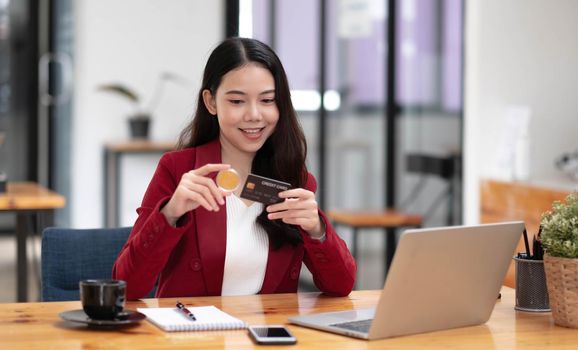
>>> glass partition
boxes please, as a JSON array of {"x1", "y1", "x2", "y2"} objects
[{"x1": 244, "y1": 0, "x2": 463, "y2": 288}]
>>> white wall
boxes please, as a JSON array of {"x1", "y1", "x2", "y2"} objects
[
  {"x1": 72, "y1": 0, "x2": 223, "y2": 228},
  {"x1": 464, "y1": 0, "x2": 578, "y2": 224}
]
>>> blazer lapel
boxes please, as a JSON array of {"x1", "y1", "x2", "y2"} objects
[{"x1": 194, "y1": 140, "x2": 227, "y2": 295}]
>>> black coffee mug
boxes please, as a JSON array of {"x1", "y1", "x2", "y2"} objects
[{"x1": 79, "y1": 279, "x2": 126, "y2": 320}]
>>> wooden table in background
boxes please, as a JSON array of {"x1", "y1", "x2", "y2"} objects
[
  {"x1": 480, "y1": 178, "x2": 575, "y2": 287},
  {"x1": 328, "y1": 210, "x2": 422, "y2": 280},
  {"x1": 0, "y1": 182, "x2": 65, "y2": 302},
  {"x1": 1, "y1": 288, "x2": 576, "y2": 349},
  {"x1": 103, "y1": 140, "x2": 174, "y2": 227}
]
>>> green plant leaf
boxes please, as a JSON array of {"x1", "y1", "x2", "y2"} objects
[
  {"x1": 541, "y1": 193, "x2": 578, "y2": 258},
  {"x1": 98, "y1": 84, "x2": 140, "y2": 102}
]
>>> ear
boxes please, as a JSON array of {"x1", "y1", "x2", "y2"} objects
[{"x1": 202, "y1": 89, "x2": 217, "y2": 115}]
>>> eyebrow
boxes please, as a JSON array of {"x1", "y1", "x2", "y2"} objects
[{"x1": 224, "y1": 89, "x2": 275, "y2": 96}]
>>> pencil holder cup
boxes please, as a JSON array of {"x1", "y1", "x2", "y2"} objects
[{"x1": 514, "y1": 257, "x2": 550, "y2": 312}]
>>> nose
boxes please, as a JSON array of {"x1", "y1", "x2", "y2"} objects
[{"x1": 245, "y1": 102, "x2": 262, "y2": 122}]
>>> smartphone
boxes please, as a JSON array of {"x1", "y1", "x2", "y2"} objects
[{"x1": 247, "y1": 325, "x2": 297, "y2": 345}]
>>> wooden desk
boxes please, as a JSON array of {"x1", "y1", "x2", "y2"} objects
[
  {"x1": 1, "y1": 288, "x2": 575, "y2": 349},
  {"x1": 480, "y1": 179, "x2": 574, "y2": 287},
  {"x1": 103, "y1": 140, "x2": 174, "y2": 227},
  {"x1": 0, "y1": 182, "x2": 66, "y2": 302}
]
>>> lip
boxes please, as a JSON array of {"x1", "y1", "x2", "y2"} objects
[{"x1": 239, "y1": 127, "x2": 266, "y2": 140}]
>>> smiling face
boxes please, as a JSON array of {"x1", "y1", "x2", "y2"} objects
[{"x1": 203, "y1": 63, "x2": 279, "y2": 160}]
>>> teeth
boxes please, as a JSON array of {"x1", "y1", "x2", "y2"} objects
[{"x1": 242, "y1": 128, "x2": 262, "y2": 134}]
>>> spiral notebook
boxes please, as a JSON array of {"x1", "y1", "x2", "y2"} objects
[{"x1": 137, "y1": 305, "x2": 247, "y2": 332}]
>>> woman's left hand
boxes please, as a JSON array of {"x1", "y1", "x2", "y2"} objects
[{"x1": 266, "y1": 188, "x2": 325, "y2": 238}]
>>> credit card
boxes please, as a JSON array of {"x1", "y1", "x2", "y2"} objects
[{"x1": 240, "y1": 173, "x2": 291, "y2": 205}]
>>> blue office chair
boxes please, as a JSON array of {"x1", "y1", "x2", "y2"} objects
[{"x1": 41, "y1": 226, "x2": 155, "y2": 301}]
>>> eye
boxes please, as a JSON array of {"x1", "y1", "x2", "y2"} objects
[
  {"x1": 262, "y1": 98, "x2": 275, "y2": 104},
  {"x1": 229, "y1": 99, "x2": 243, "y2": 105}
]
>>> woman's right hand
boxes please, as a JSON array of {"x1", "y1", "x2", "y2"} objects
[{"x1": 161, "y1": 163, "x2": 231, "y2": 226}]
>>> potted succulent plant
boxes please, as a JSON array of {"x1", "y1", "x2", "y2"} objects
[
  {"x1": 540, "y1": 193, "x2": 578, "y2": 328},
  {"x1": 98, "y1": 72, "x2": 188, "y2": 140}
]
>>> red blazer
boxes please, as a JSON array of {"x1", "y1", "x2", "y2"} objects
[{"x1": 112, "y1": 139, "x2": 356, "y2": 299}]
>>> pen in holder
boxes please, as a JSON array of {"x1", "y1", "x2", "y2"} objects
[
  {"x1": 0, "y1": 132, "x2": 5, "y2": 193},
  {"x1": 0, "y1": 172, "x2": 6, "y2": 193},
  {"x1": 514, "y1": 253, "x2": 550, "y2": 312}
]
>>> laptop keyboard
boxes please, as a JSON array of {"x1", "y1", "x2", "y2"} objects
[{"x1": 330, "y1": 319, "x2": 373, "y2": 333}]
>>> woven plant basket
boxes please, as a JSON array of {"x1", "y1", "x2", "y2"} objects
[{"x1": 544, "y1": 254, "x2": 578, "y2": 328}]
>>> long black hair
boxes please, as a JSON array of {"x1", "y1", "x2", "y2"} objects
[{"x1": 177, "y1": 37, "x2": 307, "y2": 249}]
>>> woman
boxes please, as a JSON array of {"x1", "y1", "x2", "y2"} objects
[{"x1": 112, "y1": 37, "x2": 356, "y2": 299}]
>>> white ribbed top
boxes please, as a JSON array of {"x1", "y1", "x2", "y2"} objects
[{"x1": 221, "y1": 195, "x2": 269, "y2": 296}]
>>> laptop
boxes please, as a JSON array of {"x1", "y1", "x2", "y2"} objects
[{"x1": 289, "y1": 222, "x2": 524, "y2": 340}]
